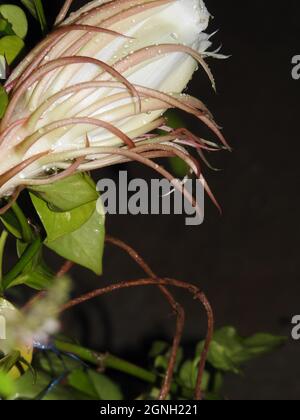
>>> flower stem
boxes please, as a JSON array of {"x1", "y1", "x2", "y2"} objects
[
  {"x1": 54, "y1": 339, "x2": 192, "y2": 398},
  {"x1": 54, "y1": 339, "x2": 156, "y2": 385}
]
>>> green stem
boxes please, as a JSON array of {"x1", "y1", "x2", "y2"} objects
[
  {"x1": 54, "y1": 340, "x2": 156, "y2": 385},
  {"x1": 2, "y1": 237, "x2": 42, "y2": 289},
  {"x1": 11, "y1": 202, "x2": 33, "y2": 243},
  {"x1": 54, "y1": 340, "x2": 192, "y2": 398}
]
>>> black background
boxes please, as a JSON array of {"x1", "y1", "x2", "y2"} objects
[{"x1": 4, "y1": 0, "x2": 300, "y2": 400}]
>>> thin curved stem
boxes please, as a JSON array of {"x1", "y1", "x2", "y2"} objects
[
  {"x1": 61, "y1": 277, "x2": 214, "y2": 400},
  {"x1": 105, "y1": 235, "x2": 185, "y2": 400},
  {"x1": 55, "y1": 0, "x2": 75, "y2": 26}
]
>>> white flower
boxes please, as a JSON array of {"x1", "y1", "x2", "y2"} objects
[{"x1": 0, "y1": 0, "x2": 228, "y2": 202}]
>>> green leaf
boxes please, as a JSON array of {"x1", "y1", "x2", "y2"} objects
[
  {"x1": 68, "y1": 369, "x2": 99, "y2": 399},
  {"x1": 11, "y1": 264, "x2": 53, "y2": 290},
  {"x1": 30, "y1": 173, "x2": 99, "y2": 212},
  {"x1": 47, "y1": 206, "x2": 105, "y2": 275},
  {"x1": 0, "y1": 351, "x2": 21, "y2": 374},
  {"x1": 8, "y1": 240, "x2": 54, "y2": 290},
  {"x1": 0, "y1": 371, "x2": 16, "y2": 398},
  {"x1": 11, "y1": 202, "x2": 33, "y2": 243},
  {"x1": 196, "y1": 327, "x2": 286, "y2": 374},
  {"x1": 87, "y1": 370, "x2": 123, "y2": 400},
  {"x1": 31, "y1": 193, "x2": 96, "y2": 242},
  {"x1": 30, "y1": 176, "x2": 105, "y2": 274},
  {"x1": 0, "y1": 17, "x2": 14, "y2": 37},
  {"x1": 20, "y1": 0, "x2": 36, "y2": 18},
  {"x1": 69, "y1": 368, "x2": 124, "y2": 400},
  {"x1": 169, "y1": 157, "x2": 189, "y2": 178},
  {"x1": 149, "y1": 341, "x2": 169, "y2": 359},
  {"x1": 153, "y1": 354, "x2": 169, "y2": 372},
  {"x1": 212, "y1": 371, "x2": 224, "y2": 394},
  {"x1": 149, "y1": 341, "x2": 183, "y2": 374},
  {"x1": 0, "y1": 209, "x2": 22, "y2": 239},
  {"x1": 242, "y1": 333, "x2": 287, "y2": 361},
  {"x1": 37, "y1": 351, "x2": 82, "y2": 377},
  {"x1": 10, "y1": 370, "x2": 76, "y2": 400},
  {"x1": 2, "y1": 237, "x2": 43, "y2": 289},
  {"x1": 0, "y1": 5, "x2": 28, "y2": 39},
  {"x1": 206, "y1": 340, "x2": 240, "y2": 373},
  {"x1": 162, "y1": 110, "x2": 189, "y2": 177},
  {"x1": 0, "y1": 230, "x2": 8, "y2": 286},
  {"x1": 0, "y1": 35, "x2": 24, "y2": 65},
  {"x1": 0, "y1": 85, "x2": 8, "y2": 119},
  {"x1": 179, "y1": 360, "x2": 210, "y2": 392},
  {"x1": 33, "y1": 0, "x2": 47, "y2": 33},
  {"x1": 20, "y1": 0, "x2": 47, "y2": 33},
  {"x1": 165, "y1": 110, "x2": 186, "y2": 130}
]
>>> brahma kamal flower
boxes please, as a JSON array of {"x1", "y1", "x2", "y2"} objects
[{"x1": 0, "y1": 0, "x2": 228, "y2": 208}]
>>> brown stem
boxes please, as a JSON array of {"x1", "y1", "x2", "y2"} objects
[
  {"x1": 55, "y1": 0, "x2": 74, "y2": 26},
  {"x1": 60, "y1": 277, "x2": 214, "y2": 400},
  {"x1": 56, "y1": 260, "x2": 74, "y2": 278},
  {"x1": 105, "y1": 235, "x2": 185, "y2": 400}
]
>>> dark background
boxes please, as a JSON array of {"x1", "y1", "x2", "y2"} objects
[{"x1": 5, "y1": 0, "x2": 300, "y2": 400}]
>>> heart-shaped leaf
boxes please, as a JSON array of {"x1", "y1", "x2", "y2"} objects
[
  {"x1": 0, "y1": 5, "x2": 28, "y2": 39},
  {"x1": 47, "y1": 207, "x2": 105, "y2": 275},
  {"x1": 30, "y1": 193, "x2": 96, "y2": 243},
  {"x1": 30, "y1": 173, "x2": 99, "y2": 212},
  {"x1": 0, "y1": 35, "x2": 24, "y2": 65}
]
